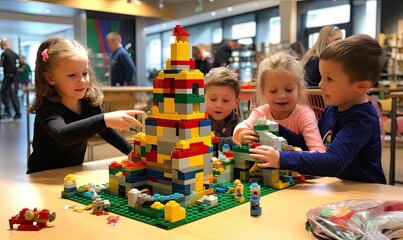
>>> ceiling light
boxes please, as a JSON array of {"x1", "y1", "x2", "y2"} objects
[
  {"x1": 227, "y1": 7, "x2": 232, "y2": 12},
  {"x1": 211, "y1": 11, "x2": 216, "y2": 16},
  {"x1": 159, "y1": 0, "x2": 164, "y2": 9},
  {"x1": 44, "y1": 8, "x2": 50, "y2": 13}
]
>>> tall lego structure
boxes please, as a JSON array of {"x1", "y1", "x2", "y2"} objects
[{"x1": 129, "y1": 25, "x2": 213, "y2": 202}]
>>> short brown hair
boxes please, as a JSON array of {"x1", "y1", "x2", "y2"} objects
[
  {"x1": 320, "y1": 34, "x2": 386, "y2": 85},
  {"x1": 204, "y1": 67, "x2": 240, "y2": 98}
]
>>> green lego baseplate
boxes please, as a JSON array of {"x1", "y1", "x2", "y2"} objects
[{"x1": 64, "y1": 181, "x2": 294, "y2": 230}]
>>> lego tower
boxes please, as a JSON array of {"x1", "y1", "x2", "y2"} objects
[{"x1": 133, "y1": 25, "x2": 213, "y2": 199}]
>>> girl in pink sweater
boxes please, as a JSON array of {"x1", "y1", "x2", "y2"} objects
[{"x1": 233, "y1": 52, "x2": 325, "y2": 152}]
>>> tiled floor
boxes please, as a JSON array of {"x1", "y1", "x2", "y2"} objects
[{"x1": 1, "y1": 93, "x2": 402, "y2": 186}]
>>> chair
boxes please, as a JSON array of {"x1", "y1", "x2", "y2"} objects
[
  {"x1": 307, "y1": 89, "x2": 327, "y2": 120},
  {"x1": 397, "y1": 116, "x2": 403, "y2": 138},
  {"x1": 86, "y1": 91, "x2": 139, "y2": 161},
  {"x1": 377, "y1": 98, "x2": 392, "y2": 116}
]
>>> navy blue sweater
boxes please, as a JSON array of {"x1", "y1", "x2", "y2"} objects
[
  {"x1": 110, "y1": 47, "x2": 135, "y2": 86},
  {"x1": 279, "y1": 102, "x2": 386, "y2": 184}
]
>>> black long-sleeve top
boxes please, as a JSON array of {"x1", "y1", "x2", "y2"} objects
[
  {"x1": 27, "y1": 99, "x2": 132, "y2": 173},
  {"x1": 304, "y1": 56, "x2": 321, "y2": 87}
]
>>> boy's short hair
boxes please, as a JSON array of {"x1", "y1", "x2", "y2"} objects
[
  {"x1": 320, "y1": 34, "x2": 386, "y2": 86},
  {"x1": 204, "y1": 67, "x2": 240, "y2": 98}
]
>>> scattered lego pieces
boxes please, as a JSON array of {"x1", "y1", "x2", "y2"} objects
[
  {"x1": 9, "y1": 208, "x2": 56, "y2": 231},
  {"x1": 107, "y1": 215, "x2": 120, "y2": 226}
]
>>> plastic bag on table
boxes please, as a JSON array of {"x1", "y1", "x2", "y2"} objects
[{"x1": 305, "y1": 199, "x2": 403, "y2": 240}]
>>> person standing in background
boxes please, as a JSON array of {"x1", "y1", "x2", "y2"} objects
[
  {"x1": 0, "y1": 39, "x2": 21, "y2": 119},
  {"x1": 302, "y1": 26, "x2": 343, "y2": 87},
  {"x1": 193, "y1": 44, "x2": 213, "y2": 75},
  {"x1": 18, "y1": 55, "x2": 32, "y2": 87},
  {"x1": 106, "y1": 32, "x2": 136, "y2": 86},
  {"x1": 213, "y1": 40, "x2": 233, "y2": 68},
  {"x1": 289, "y1": 41, "x2": 305, "y2": 61}
]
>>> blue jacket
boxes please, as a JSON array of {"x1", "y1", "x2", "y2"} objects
[
  {"x1": 279, "y1": 102, "x2": 386, "y2": 184},
  {"x1": 110, "y1": 47, "x2": 135, "y2": 86}
]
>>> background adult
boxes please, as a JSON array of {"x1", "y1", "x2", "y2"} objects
[
  {"x1": 193, "y1": 44, "x2": 213, "y2": 75},
  {"x1": 0, "y1": 39, "x2": 21, "y2": 119},
  {"x1": 302, "y1": 26, "x2": 343, "y2": 87},
  {"x1": 289, "y1": 41, "x2": 305, "y2": 61},
  {"x1": 106, "y1": 32, "x2": 136, "y2": 86},
  {"x1": 212, "y1": 39, "x2": 233, "y2": 68},
  {"x1": 17, "y1": 55, "x2": 32, "y2": 87}
]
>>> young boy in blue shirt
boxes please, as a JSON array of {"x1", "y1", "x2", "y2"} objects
[{"x1": 249, "y1": 34, "x2": 387, "y2": 184}]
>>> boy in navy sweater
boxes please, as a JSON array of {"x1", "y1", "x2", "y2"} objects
[{"x1": 249, "y1": 35, "x2": 387, "y2": 184}]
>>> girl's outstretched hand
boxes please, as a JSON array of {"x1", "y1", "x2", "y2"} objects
[
  {"x1": 249, "y1": 145, "x2": 280, "y2": 169},
  {"x1": 238, "y1": 129, "x2": 259, "y2": 145},
  {"x1": 104, "y1": 110, "x2": 144, "y2": 131}
]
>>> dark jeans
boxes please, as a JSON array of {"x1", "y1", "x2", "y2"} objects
[{"x1": 1, "y1": 74, "x2": 20, "y2": 116}]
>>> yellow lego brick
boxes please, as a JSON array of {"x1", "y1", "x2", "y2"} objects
[
  {"x1": 171, "y1": 41, "x2": 190, "y2": 60},
  {"x1": 145, "y1": 135, "x2": 157, "y2": 145},
  {"x1": 191, "y1": 127, "x2": 199, "y2": 138},
  {"x1": 193, "y1": 103, "x2": 200, "y2": 112},
  {"x1": 164, "y1": 200, "x2": 186, "y2": 222},
  {"x1": 195, "y1": 172, "x2": 204, "y2": 192},
  {"x1": 157, "y1": 126, "x2": 163, "y2": 137},
  {"x1": 189, "y1": 154, "x2": 203, "y2": 167},
  {"x1": 274, "y1": 181, "x2": 290, "y2": 189},
  {"x1": 235, "y1": 196, "x2": 245, "y2": 203},
  {"x1": 165, "y1": 58, "x2": 171, "y2": 69},
  {"x1": 157, "y1": 153, "x2": 171, "y2": 164},
  {"x1": 135, "y1": 132, "x2": 146, "y2": 142},
  {"x1": 151, "y1": 201, "x2": 165, "y2": 210},
  {"x1": 64, "y1": 174, "x2": 76, "y2": 183},
  {"x1": 153, "y1": 88, "x2": 163, "y2": 94},
  {"x1": 164, "y1": 97, "x2": 175, "y2": 114},
  {"x1": 176, "y1": 140, "x2": 190, "y2": 149},
  {"x1": 151, "y1": 108, "x2": 206, "y2": 121},
  {"x1": 239, "y1": 171, "x2": 248, "y2": 181},
  {"x1": 163, "y1": 172, "x2": 172, "y2": 179}
]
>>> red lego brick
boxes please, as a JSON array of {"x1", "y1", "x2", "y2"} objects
[
  {"x1": 109, "y1": 161, "x2": 122, "y2": 169},
  {"x1": 225, "y1": 151, "x2": 233, "y2": 158},
  {"x1": 171, "y1": 142, "x2": 209, "y2": 159}
]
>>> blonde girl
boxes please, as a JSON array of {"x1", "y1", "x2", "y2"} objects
[
  {"x1": 233, "y1": 52, "x2": 325, "y2": 152},
  {"x1": 27, "y1": 38, "x2": 143, "y2": 173}
]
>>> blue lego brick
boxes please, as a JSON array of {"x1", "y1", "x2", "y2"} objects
[
  {"x1": 125, "y1": 174, "x2": 147, "y2": 183},
  {"x1": 176, "y1": 168, "x2": 203, "y2": 181},
  {"x1": 147, "y1": 169, "x2": 172, "y2": 182},
  {"x1": 63, "y1": 187, "x2": 77, "y2": 193},
  {"x1": 199, "y1": 118, "x2": 211, "y2": 127},
  {"x1": 164, "y1": 69, "x2": 182, "y2": 74},
  {"x1": 146, "y1": 119, "x2": 157, "y2": 126},
  {"x1": 172, "y1": 183, "x2": 191, "y2": 195}
]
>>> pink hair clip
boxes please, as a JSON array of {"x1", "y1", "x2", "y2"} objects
[{"x1": 41, "y1": 48, "x2": 49, "y2": 62}]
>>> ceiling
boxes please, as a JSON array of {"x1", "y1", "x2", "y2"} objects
[
  {"x1": 0, "y1": 0, "x2": 281, "y2": 36},
  {"x1": 0, "y1": 0, "x2": 76, "y2": 35}
]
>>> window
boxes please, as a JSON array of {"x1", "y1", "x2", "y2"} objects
[
  {"x1": 212, "y1": 28, "x2": 222, "y2": 44},
  {"x1": 231, "y1": 21, "x2": 256, "y2": 40},
  {"x1": 269, "y1": 16, "x2": 281, "y2": 44},
  {"x1": 147, "y1": 38, "x2": 162, "y2": 70},
  {"x1": 306, "y1": 4, "x2": 350, "y2": 28}
]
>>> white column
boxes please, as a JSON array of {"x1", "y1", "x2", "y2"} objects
[
  {"x1": 73, "y1": 10, "x2": 87, "y2": 44},
  {"x1": 135, "y1": 17, "x2": 147, "y2": 86},
  {"x1": 279, "y1": 0, "x2": 297, "y2": 44}
]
